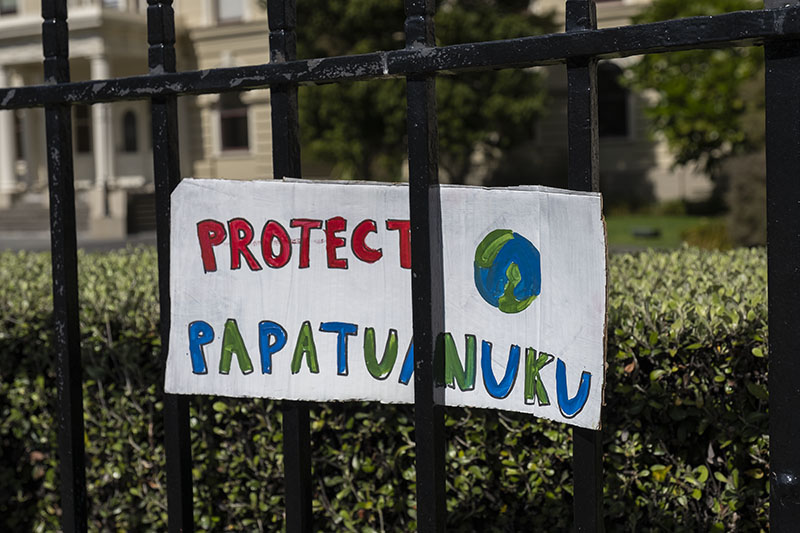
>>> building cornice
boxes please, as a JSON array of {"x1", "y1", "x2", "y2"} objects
[
  {"x1": 0, "y1": 7, "x2": 169, "y2": 68},
  {"x1": 188, "y1": 20, "x2": 267, "y2": 43}
]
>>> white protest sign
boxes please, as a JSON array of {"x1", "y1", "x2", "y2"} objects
[{"x1": 165, "y1": 179, "x2": 607, "y2": 429}]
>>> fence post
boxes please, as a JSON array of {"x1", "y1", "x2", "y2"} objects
[
  {"x1": 404, "y1": 1, "x2": 447, "y2": 531},
  {"x1": 764, "y1": 1, "x2": 800, "y2": 530},
  {"x1": 565, "y1": 1, "x2": 603, "y2": 532},
  {"x1": 266, "y1": 2, "x2": 313, "y2": 531},
  {"x1": 42, "y1": 1, "x2": 87, "y2": 531},
  {"x1": 146, "y1": 1, "x2": 194, "y2": 531}
]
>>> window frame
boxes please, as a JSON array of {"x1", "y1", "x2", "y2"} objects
[
  {"x1": 74, "y1": 104, "x2": 93, "y2": 154},
  {"x1": 218, "y1": 92, "x2": 250, "y2": 153},
  {"x1": 13, "y1": 109, "x2": 24, "y2": 160},
  {"x1": 122, "y1": 110, "x2": 138, "y2": 153},
  {"x1": 216, "y1": 0, "x2": 246, "y2": 23},
  {"x1": 597, "y1": 61, "x2": 631, "y2": 140},
  {"x1": 0, "y1": 0, "x2": 17, "y2": 16}
]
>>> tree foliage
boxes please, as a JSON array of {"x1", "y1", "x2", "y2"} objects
[
  {"x1": 265, "y1": 0, "x2": 554, "y2": 181},
  {"x1": 627, "y1": 0, "x2": 764, "y2": 174}
]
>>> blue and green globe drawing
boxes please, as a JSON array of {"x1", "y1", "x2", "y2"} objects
[{"x1": 474, "y1": 229, "x2": 541, "y2": 314}]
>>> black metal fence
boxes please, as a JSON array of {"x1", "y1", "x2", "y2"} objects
[{"x1": 1, "y1": 0, "x2": 799, "y2": 531}]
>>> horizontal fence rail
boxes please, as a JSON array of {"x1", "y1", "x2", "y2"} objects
[
  {"x1": 1, "y1": 6, "x2": 800, "y2": 110},
  {"x1": 1, "y1": 0, "x2": 798, "y2": 531}
]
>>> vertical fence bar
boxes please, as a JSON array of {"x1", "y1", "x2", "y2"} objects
[
  {"x1": 404, "y1": 1, "x2": 446, "y2": 531},
  {"x1": 280, "y1": 401, "x2": 312, "y2": 532},
  {"x1": 267, "y1": 2, "x2": 312, "y2": 531},
  {"x1": 146, "y1": 2, "x2": 193, "y2": 531},
  {"x1": 764, "y1": 2, "x2": 800, "y2": 530},
  {"x1": 565, "y1": 1, "x2": 603, "y2": 532},
  {"x1": 41, "y1": 1, "x2": 87, "y2": 531},
  {"x1": 566, "y1": 0, "x2": 600, "y2": 193},
  {"x1": 267, "y1": 0, "x2": 302, "y2": 179}
]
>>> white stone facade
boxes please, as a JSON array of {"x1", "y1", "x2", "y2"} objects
[{"x1": 0, "y1": 0, "x2": 272, "y2": 237}]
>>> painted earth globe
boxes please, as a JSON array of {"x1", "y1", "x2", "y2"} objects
[{"x1": 473, "y1": 229, "x2": 541, "y2": 314}]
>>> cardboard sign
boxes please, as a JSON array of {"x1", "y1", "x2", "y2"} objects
[{"x1": 165, "y1": 179, "x2": 607, "y2": 429}]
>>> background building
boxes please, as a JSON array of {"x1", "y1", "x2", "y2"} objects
[
  {"x1": 0, "y1": 0, "x2": 272, "y2": 238},
  {"x1": 0, "y1": 0, "x2": 712, "y2": 238},
  {"x1": 526, "y1": 0, "x2": 713, "y2": 208}
]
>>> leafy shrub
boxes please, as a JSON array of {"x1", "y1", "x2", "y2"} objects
[
  {"x1": 681, "y1": 219, "x2": 732, "y2": 250},
  {"x1": 0, "y1": 246, "x2": 768, "y2": 531},
  {"x1": 604, "y1": 247, "x2": 767, "y2": 531}
]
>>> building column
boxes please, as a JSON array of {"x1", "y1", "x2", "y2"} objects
[
  {"x1": 90, "y1": 56, "x2": 114, "y2": 195},
  {"x1": 88, "y1": 56, "x2": 126, "y2": 238},
  {"x1": 22, "y1": 108, "x2": 39, "y2": 190},
  {"x1": 0, "y1": 66, "x2": 18, "y2": 207},
  {"x1": 204, "y1": 0, "x2": 216, "y2": 25}
]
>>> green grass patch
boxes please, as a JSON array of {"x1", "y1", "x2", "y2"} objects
[{"x1": 605, "y1": 214, "x2": 725, "y2": 248}]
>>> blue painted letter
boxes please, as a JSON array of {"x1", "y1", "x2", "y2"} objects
[
  {"x1": 481, "y1": 341, "x2": 521, "y2": 399},
  {"x1": 398, "y1": 340, "x2": 414, "y2": 385},
  {"x1": 556, "y1": 358, "x2": 591, "y2": 418},
  {"x1": 188, "y1": 321, "x2": 214, "y2": 374},
  {"x1": 258, "y1": 321, "x2": 287, "y2": 374},
  {"x1": 319, "y1": 322, "x2": 358, "y2": 375}
]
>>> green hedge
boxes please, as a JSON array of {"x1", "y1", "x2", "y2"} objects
[{"x1": 0, "y1": 247, "x2": 768, "y2": 532}]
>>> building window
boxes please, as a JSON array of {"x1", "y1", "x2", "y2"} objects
[
  {"x1": 219, "y1": 92, "x2": 249, "y2": 151},
  {"x1": 598, "y1": 62, "x2": 629, "y2": 138},
  {"x1": 75, "y1": 105, "x2": 92, "y2": 153},
  {"x1": 14, "y1": 109, "x2": 24, "y2": 160},
  {"x1": 217, "y1": 0, "x2": 245, "y2": 22},
  {"x1": 122, "y1": 111, "x2": 138, "y2": 152},
  {"x1": 0, "y1": 0, "x2": 17, "y2": 16}
]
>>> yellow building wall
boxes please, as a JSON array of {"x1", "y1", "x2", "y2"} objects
[
  {"x1": 179, "y1": 12, "x2": 273, "y2": 181},
  {"x1": 174, "y1": 0, "x2": 266, "y2": 28}
]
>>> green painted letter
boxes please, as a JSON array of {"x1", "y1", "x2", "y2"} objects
[
  {"x1": 364, "y1": 328, "x2": 399, "y2": 380},
  {"x1": 291, "y1": 321, "x2": 320, "y2": 374},
  {"x1": 524, "y1": 348, "x2": 553, "y2": 405},
  {"x1": 219, "y1": 319, "x2": 254, "y2": 375},
  {"x1": 440, "y1": 333, "x2": 476, "y2": 391}
]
